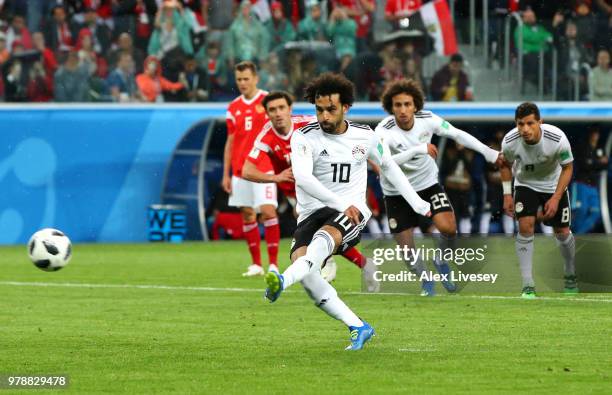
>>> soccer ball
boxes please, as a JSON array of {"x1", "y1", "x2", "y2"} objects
[{"x1": 27, "y1": 228, "x2": 72, "y2": 271}]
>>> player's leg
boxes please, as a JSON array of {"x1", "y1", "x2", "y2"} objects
[
  {"x1": 282, "y1": 224, "x2": 343, "y2": 289},
  {"x1": 338, "y1": 246, "x2": 379, "y2": 292},
  {"x1": 228, "y1": 176, "x2": 264, "y2": 276},
  {"x1": 550, "y1": 190, "x2": 577, "y2": 293},
  {"x1": 254, "y1": 181, "x2": 280, "y2": 273},
  {"x1": 393, "y1": 228, "x2": 435, "y2": 296},
  {"x1": 300, "y1": 270, "x2": 374, "y2": 350},
  {"x1": 514, "y1": 187, "x2": 539, "y2": 298},
  {"x1": 430, "y1": 188, "x2": 459, "y2": 293},
  {"x1": 385, "y1": 194, "x2": 434, "y2": 295},
  {"x1": 240, "y1": 206, "x2": 264, "y2": 276}
]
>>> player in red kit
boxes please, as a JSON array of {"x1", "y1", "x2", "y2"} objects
[
  {"x1": 222, "y1": 61, "x2": 280, "y2": 277},
  {"x1": 242, "y1": 91, "x2": 380, "y2": 291}
]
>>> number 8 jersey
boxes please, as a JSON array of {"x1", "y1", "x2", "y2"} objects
[{"x1": 501, "y1": 124, "x2": 573, "y2": 193}]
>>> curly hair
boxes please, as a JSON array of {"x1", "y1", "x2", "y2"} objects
[
  {"x1": 303, "y1": 72, "x2": 355, "y2": 106},
  {"x1": 380, "y1": 79, "x2": 425, "y2": 114}
]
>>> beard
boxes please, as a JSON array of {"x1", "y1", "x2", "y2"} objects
[{"x1": 319, "y1": 119, "x2": 340, "y2": 134}]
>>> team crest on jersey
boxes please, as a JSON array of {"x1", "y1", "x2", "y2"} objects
[
  {"x1": 352, "y1": 144, "x2": 367, "y2": 161},
  {"x1": 537, "y1": 154, "x2": 549, "y2": 162},
  {"x1": 515, "y1": 202, "x2": 524, "y2": 213},
  {"x1": 274, "y1": 145, "x2": 281, "y2": 151},
  {"x1": 256, "y1": 104, "x2": 265, "y2": 113},
  {"x1": 419, "y1": 132, "x2": 431, "y2": 142}
]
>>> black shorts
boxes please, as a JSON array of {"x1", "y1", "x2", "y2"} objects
[
  {"x1": 514, "y1": 186, "x2": 571, "y2": 228},
  {"x1": 384, "y1": 183, "x2": 454, "y2": 234},
  {"x1": 289, "y1": 207, "x2": 366, "y2": 257}
]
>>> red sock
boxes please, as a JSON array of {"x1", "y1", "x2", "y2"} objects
[
  {"x1": 263, "y1": 217, "x2": 280, "y2": 266},
  {"x1": 342, "y1": 247, "x2": 367, "y2": 268},
  {"x1": 243, "y1": 221, "x2": 261, "y2": 266}
]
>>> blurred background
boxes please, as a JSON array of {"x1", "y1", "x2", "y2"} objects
[{"x1": 0, "y1": 0, "x2": 610, "y2": 244}]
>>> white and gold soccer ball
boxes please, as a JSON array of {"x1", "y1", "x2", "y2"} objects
[{"x1": 27, "y1": 228, "x2": 72, "y2": 271}]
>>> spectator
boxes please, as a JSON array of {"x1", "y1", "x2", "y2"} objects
[
  {"x1": 27, "y1": 0, "x2": 49, "y2": 33},
  {"x1": 297, "y1": 0, "x2": 327, "y2": 42},
  {"x1": 385, "y1": 0, "x2": 422, "y2": 29},
  {"x1": 26, "y1": 60, "x2": 53, "y2": 102},
  {"x1": 326, "y1": 6, "x2": 357, "y2": 72},
  {"x1": 589, "y1": 48, "x2": 612, "y2": 100},
  {"x1": 265, "y1": 1, "x2": 296, "y2": 52},
  {"x1": 3, "y1": 59, "x2": 28, "y2": 101},
  {"x1": 5, "y1": 14, "x2": 33, "y2": 52},
  {"x1": 112, "y1": 0, "x2": 158, "y2": 47},
  {"x1": 45, "y1": 6, "x2": 75, "y2": 52},
  {"x1": 404, "y1": 58, "x2": 425, "y2": 93},
  {"x1": 45, "y1": 6, "x2": 74, "y2": 52},
  {"x1": 135, "y1": 55, "x2": 184, "y2": 102},
  {"x1": 107, "y1": 32, "x2": 146, "y2": 73},
  {"x1": 207, "y1": 0, "x2": 237, "y2": 31},
  {"x1": 76, "y1": 28, "x2": 109, "y2": 78},
  {"x1": 514, "y1": 8, "x2": 552, "y2": 87},
  {"x1": 78, "y1": 7, "x2": 112, "y2": 56},
  {"x1": 259, "y1": 52, "x2": 289, "y2": 92},
  {"x1": 224, "y1": 0, "x2": 269, "y2": 68},
  {"x1": 148, "y1": 0, "x2": 194, "y2": 62},
  {"x1": 0, "y1": 32, "x2": 9, "y2": 67},
  {"x1": 555, "y1": 20, "x2": 591, "y2": 100},
  {"x1": 593, "y1": 0, "x2": 612, "y2": 49},
  {"x1": 333, "y1": 0, "x2": 375, "y2": 52},
  {"x1": 572, "y1": 126, "x2": 608, "y2": 233},
  {"x1": 573, "y1": 0, "x2": 597, "y2": 49},
  {"x1": 196, "y1": 39, "x2": 228, "y2": 100},
  {"x1": 106, "y1": 52, "x2": 138, "y2": 102},
  {"x1": 430, "y1": 53, "x2": 473, "y2": 101},
  {"x1": 178, "y1": 55, "x2": 208, "y2": 101},
  {"x1": 441, "y1": 142, "x2": 474, "y2": 235},
  {"x1": 54, "y1": 50, "x2": 92, "y2": 102},
  {"x1": 32, "y1": 32, "x2": 58, "y2": 76},
  {"x1": 380, "y1": 52, "x2": 405, "y2": 86}
]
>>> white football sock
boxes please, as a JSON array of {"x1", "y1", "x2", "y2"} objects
[
  {"x1": 282, "y1": 230, "x2": 335, "y2": 289},
  {"x1": 301, "y1": 272, "x2": 363, "y2": 327},
  {"x1": 556, "y1": 232, "x2": 576, "y2": 276},
  {"x1": 516, "y1": 233, "x2": 535, "y2": 287}
]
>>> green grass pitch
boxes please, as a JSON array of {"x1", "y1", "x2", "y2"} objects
[{"x1": 1, "y1": 241, "x2": 611, "y2": 394}]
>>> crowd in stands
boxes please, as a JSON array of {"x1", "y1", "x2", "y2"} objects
[{"x1": 0, "y1": 0, "x2": 610, "y2": 103}]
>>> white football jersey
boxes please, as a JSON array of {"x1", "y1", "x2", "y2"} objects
[
  {"x1": 290, "y1": 120, "x2": 383, "y2": 223},
  {"x1": 375, "y1": 111, "x2": 447, "y2": 194},
  {"x1": 501, "y1": 124, "x2": 573, "y2": 193}
]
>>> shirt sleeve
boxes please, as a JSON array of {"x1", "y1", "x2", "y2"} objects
[
  {"x1": 290, "y1": 132, "x2": 349, "y2": 212},
  {"x1": 432, "y1": 114, "x2": 500, "y2": 163},
  {"x1": 369, "y1": 132, "x2": 431, "y2": 216},
  {"x1": 226, "y1": 109, "x2": 236, "y2": 136},
  {"x1": 558, "y1": 136, "x2": 574, "y2": 165}
]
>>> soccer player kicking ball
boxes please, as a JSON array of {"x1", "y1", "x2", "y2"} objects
[
  {"x1": 223, "y1": 61, "x2": 279, "y2": 276},
  {"x1": 241, "y1": 91, "x2": 380, "y2": 291},
  {"x1": 264, "y1": 73, "x2": 431, "y2": 350},
  {"x1": 500, "y1": 102, "x2": 577, "y2": 299},
  {"x1": 375, "y1": 79, "x2": 503, "y2": 296}
]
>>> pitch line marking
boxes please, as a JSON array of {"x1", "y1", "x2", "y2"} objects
[{"x1": 0, "y1": 281, "x2": 611, "y2": 303}]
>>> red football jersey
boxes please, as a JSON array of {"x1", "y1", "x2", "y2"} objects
[
  {"x1": 226, "y1": 90, "x2": 269, "y2": 177},
  {"x1": 247, "y1": 115, "x2": 316, "y2": 198}
]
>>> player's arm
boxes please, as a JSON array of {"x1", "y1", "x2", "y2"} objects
[
  {"x1": 392, "y1": 143, "x2": 438, "y2": 164},
  {"x1": 500, "y1": 138, "x2": 516, "y2": 217},
  {"x1": 544, "y1": 140, "x2": 574, "y2": 219},
  {"x1": 370, "y1": 134, "x2": 431, "y2": 216},
  {"x1": 242, "y1": 146, "x2": 294, "y2": 184},
  {"x1": 290, "y1": 132, "x2": 350, "y2": 213},
  {"x1": 434, "y1": 116, "x2": 501, "y2": 165},
  {"x1": 222, "y1": 112, "x2": 235, "y2": 193}
]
